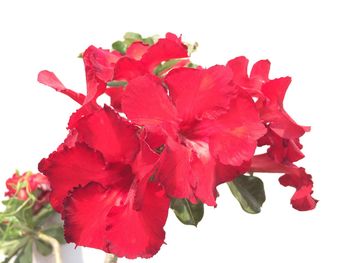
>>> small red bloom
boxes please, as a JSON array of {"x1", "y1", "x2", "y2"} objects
[{"x1": 5, "y1": 171, "x2": 50, "y2": 201}]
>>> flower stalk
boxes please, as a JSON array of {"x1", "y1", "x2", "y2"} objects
[{"x1": 37, "y1": 232, "x2": 62, "y2": 263}]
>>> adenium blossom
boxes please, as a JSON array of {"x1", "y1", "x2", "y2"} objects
[
  {"x1": 37, "y1": 32, "x2": 317, "y2": 259},
  {"x1": 122, "y1": 67, "x2": 266, "y2": 206},
  {"x1": 39, "y1": 106, "x2": 169, "y2": 258}
]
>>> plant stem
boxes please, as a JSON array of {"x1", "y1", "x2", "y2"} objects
[
  {"x1": 104, "y1": 253, "x2": 118, "y2": 263},
  {"x1": 0, "y1": 199, "x2": 31, "y2": 220},
  {"x1": 37, "y1": 232, "x2": 62, "y2": 263}
]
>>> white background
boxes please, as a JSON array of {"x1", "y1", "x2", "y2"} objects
[{"x1": 0, "y1": 0, "x2": 349, "y2": 262}]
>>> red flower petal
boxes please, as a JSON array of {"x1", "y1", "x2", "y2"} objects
[
  {"x1": 250, "y1": 59, "x2": 270, "y2": 82},
  {"x1": 290, "y1": 185, "x2": 317, "y2": 211},
  {"x1": 63, "y1": 183, "x2": 125, "y2": 251},
  {"x1": 227, "y1": 56, "x2": 249, "y2": 84},
  {"x1": 105, "y1": 87, "x2": 124, "y2": 111},
  {"x1": 131, "y1": 140, "x2": 161, "y2": 210},
  {"x1": 106, "y1": 182, "x2": 170, "y2": 259},
  {"x1": 28, "y1": 173, "x2": 50, "y2": 192},
  {"x1": 262, "y1": 77, "x2": 290, "y2": 105},
  {"x1": 190, "y1": 153, "x2": 217, "y2": 206},
  {"x1": 250, "y1": 153, "x2": 292, "y2": 173},
  {"x1": 279, "y1": 167, "x2": 313, "y2": 189},
  {"x1": 84, "y1": 46, "x2": 120, "y2": 82},
  {"x1": 132, "y1": 140, "x2": 160, "y2": 181},
  {"x1": 142, "y1": 130, "x2": 167, "y2": 152},
  {"x1": 76, "y1": 106, "x2": 140, "y2": 163},
  {"x1": 107, "y1": 58, "x2": 148, "y2": 111},
  {"x1": 126, "y1": 42, "x2": 150, "y2": 60},
  {"x1": 227, "y1": 57, "x2": 270, "y2": 97},
  {"x1": 37, "y1": 70, "x2": 85, "y2": 104},
  {"x1": 114, "y1": 57, "x2": 148, "y2": 81},
  {"x1": 260, "y1": 77, "x2": 306, "y2": 139},
  {"x1": 265, "y1": 109, "x2": 307, "y2": 139},
  {"x1": 259, "y1": 128, "x2": 305, "y2": 163},
  {"x1": 156, "y1": 58, "x2": 190, "y2": 77},
  {"x1": 57, "y1": 130, "x2": 79, "y2": 151},
  {"x1": 157, "y1": 139, "x2": 195, "y2": 201},
  {"x1": 67, "y1": 102, "x2": 101, "y2": 130},
  {"x1": 5, "y1": 173, "x2": 25, "y2": 198},
  {"x1": 165, "y1": 65, "x2": 233, "y2": 122},
  {"x1": 83, "y1": 46, "x2": 119, "y2": 104},
  {"x1": 279, "y1": 168, "x2": 317, "y2": 211},
  {"x1": 141, "y1": 34, "x2": 188, "y2": 71},
  {"x1": 206, "y1": 96, "x2": 266, "y2": 166},
  {"x1": 215, "y1": 161, "x2": 249, "y2": 185},
  {"x1": 38, "y1": 143, "x2": 133, "y2": 212},
  {"x1": 122, "y1": 75, "x2": 178, "y2": 130},
  {"x1": 250, "y1": 154, "x2": 317, "y2": 211}
]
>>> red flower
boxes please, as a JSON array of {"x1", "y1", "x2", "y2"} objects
[
  {"x1": 122, "y1": 66, "x2": 266, "y2": 206},
  {"x1": 39, "y1": 106, "x2": 170, "y2": 258},
  {"x1": 37, "y1": 32, "x2": 317, "y2": 259}
]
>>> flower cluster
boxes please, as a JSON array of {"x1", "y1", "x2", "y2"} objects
[
  {"x1": 37, "y1": 32, "x2": 317, "y2": 259},
  {"x1": 1, "y1": 171, "x2": 64, "y2": 263},
  {"x1": 5, "y1": 171, "x2": 50, "y2": 203}
]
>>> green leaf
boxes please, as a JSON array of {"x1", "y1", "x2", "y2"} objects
[
  {"x1": 153, "y1": 59, "x2": 181, "y2": 76},
  {"x1": 17, "y1": 206, "x2": 34, "y2": 227},
  {"x1": 21, "y1": 241, "x2": 33, "y2": 263},
  {"x1": 42, "y1": 226, "x2": 65, "y2": 244},
  {"x1": 171, "y1": 199, "x2": 204, "y2": 226},
  {"x1": 34, "y1": 239, "x2": 52, "y2": 256},
  {"x1": 228, "y1": 175, "x2": 266, "y2": 214},
  {"x1": 0, "y1": 198, "x2": 34, "y2": 226},
  {"x1": 14, "y1": 241, "x2": 32, "y2": 263},
  {"x1": 111, "y1": 40, "x2": 126, "y2": 54},
  {"x1": 32, "y1": 204, "x2": 55, "y2": 227},
  {"x1": 2, "y1": 199, "x2": 24, "y2": 213},
  {"x1": 0, "y1": 237, "x2": 28, "y2": 260},
  {"x1": 124, "y1": 32, "x2": 142, "y2": 41},
  {"x1": 123, "y1": 32, "x2": 143, "y2": 47},
  {"x1": 187, "y1": 62, "x2": 199, "y2": 68},
  {"x1": 142, "y1": 36, "x2": 155, "y2": 45},
  {"x1": 106, "y1": 81, "x2": 127, "y2": 87}
]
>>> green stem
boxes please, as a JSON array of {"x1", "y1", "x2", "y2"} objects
[
  {"x1": 37, "y1": 232, "x2": 62, "y2": 263},
  {"x1": 0, "y1": 199, "x2": 31, "y2": 220}
]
